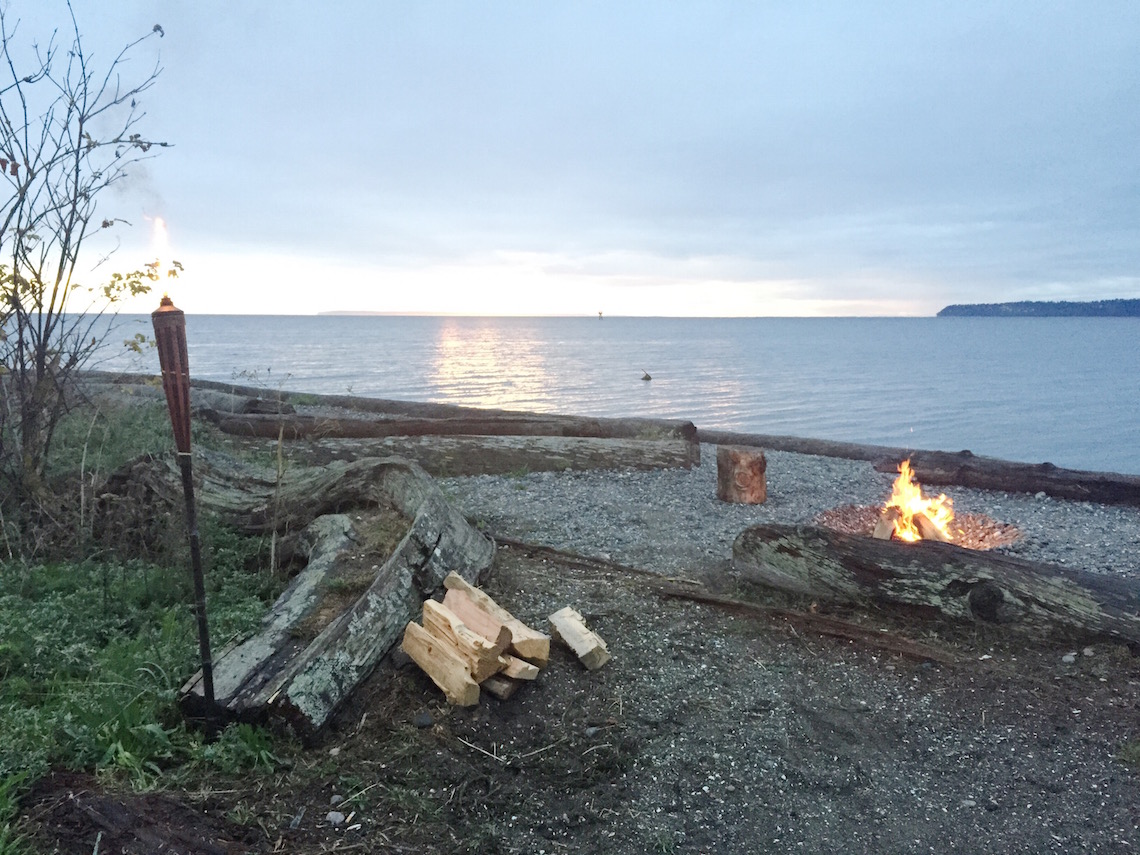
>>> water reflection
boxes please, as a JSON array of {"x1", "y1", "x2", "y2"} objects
[{"x1": 429, "y1": 319, "x2": 553, "y2": 411}]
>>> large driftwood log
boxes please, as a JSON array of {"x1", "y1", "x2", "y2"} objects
[
  {"x1": 179, "y1": 457, "x2": 494, "y2": 738},
  {"x1": 875, "y1": 450, "x2": 1140, "y2": 507},
  {"x1": 306, "y1": 434, "x2": 699, "y2": 473},
  {"x1": 733, "y1": 524, "x2": 1140, "y2": 644},
  {"x1": 699, "y1": 429, "x2": 1140, "y2": 506},
  {"x1": 202, "y1": 411, "x2": 697, "y2": 443},
  {"x1": 101, "y1": 450, "x2": 476, "y2": 535}
]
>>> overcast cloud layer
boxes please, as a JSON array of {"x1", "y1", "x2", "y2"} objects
[{"x1": 9, "y1": 1, "x2": 1140, "y2": 315}]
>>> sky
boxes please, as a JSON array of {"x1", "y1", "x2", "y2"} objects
[{"x1": 5, "y1": 1, "x2": 1139, "y2": 316}]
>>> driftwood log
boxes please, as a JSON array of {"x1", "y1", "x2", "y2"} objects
[
  {"x1": 699, "y1": 429, "x2": 1140, "y2": 506},
  {"x1": 177, "y1": 456, "x2": 494, "y2": 738},
  {"x1": 202, "y1": 411, "x2": 697, "y2": 443},
  {"x1": 733, "y1": 524, "x2": 1140, "y2": 645},
  {"x1": 306, "y1": 434, "x2": 700, "y2": 473},
  {"x1": 874, "y1": 450, "x2": 1140, "y2": 507},
  {"x1": 101, "y1": 450, "x2": 480, "y2": 535}
]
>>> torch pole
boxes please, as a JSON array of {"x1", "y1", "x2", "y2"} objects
[
  {"x1": 152, "y1": 296, "x2": 215, "y2": 708},
  {"x1": 179, "y1": 453, "x2": 215, "y2": 706}
]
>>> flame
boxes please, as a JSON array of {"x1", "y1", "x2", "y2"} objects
[
  {"x1": 883, "y1": 459, "x2": 954, "y2": 542},
  {"x1": 151, "y1": 216, "x2": 170, "y2": 257}
]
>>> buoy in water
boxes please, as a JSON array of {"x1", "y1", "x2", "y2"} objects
[{"x1": 641, "y1": 371, "x2": 652, "y2": 381}]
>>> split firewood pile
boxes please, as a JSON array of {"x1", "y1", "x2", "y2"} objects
[{"x1": 401, "y1": 572, "x2": 611, "y2": 706}]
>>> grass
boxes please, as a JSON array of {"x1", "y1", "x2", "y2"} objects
[{"x1": 0, "y1": 519, "x2": 284, "y2": 799}]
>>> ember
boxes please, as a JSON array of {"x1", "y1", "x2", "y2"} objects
[
  {"x1": 815, "y1": 504, "x2": 1020, "y2": 551},
  {"x1": 814, "y1": 453, "x2": 1022, "y2": 549}
]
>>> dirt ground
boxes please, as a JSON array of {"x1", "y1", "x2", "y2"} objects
[{"x1": 21, "y1": 538, "x2": 1140, "y2": 854}]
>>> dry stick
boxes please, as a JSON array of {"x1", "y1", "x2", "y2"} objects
[{"x1": 456, "y1": 735, "x2": 510, "y2": 764}]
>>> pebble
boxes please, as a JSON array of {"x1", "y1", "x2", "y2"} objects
[
  {"x1": 585, "y1": 726, "x2": 601, "y2": 737},
  {"x1": 441, "y1": 446, "x2": 1140, "y2": 582},
  {"x1": 413, "y1": 710, "x2": 434, "y2": 729},
  {"x1": 1062, "y1": 652, "x2": 1078, "y2": 664},
  {"x1": 326, "y1": 810, "x2": 346, "y2": 826},
  {"x1": 330, "y1": 794, "x2": 344, "y2": 806}
]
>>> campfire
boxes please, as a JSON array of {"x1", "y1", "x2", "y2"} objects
[
  {"x1": 872, "y1": 459, "x2": 954, "y2": 542},
  {"x1": 815, "y1": 459, "x2": 1020, "y2": 551}
]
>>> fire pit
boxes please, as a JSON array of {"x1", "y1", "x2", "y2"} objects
[
  {"x1": 815, "y1": 459, "x2": 1020, "y2": 550},
  {"x1": 733, "y1": 459, "x2": 1140, "y2": 645}
]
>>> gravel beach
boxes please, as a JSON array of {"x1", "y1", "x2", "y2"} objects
[{"x1": 442, "y1": 445, "x2": 1140, "y2": 582}]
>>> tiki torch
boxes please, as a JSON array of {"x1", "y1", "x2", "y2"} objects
[{"x1": 152, "y1": 295, "x2": 215, "y2": 707}]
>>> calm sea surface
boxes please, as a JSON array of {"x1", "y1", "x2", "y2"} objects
[{"x1": 103, "y1": 315, "x2": 1140, "y2": 475}]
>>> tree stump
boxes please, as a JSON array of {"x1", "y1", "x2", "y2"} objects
[{"x1": 717, "y1": 445, "x2": 767, "y2": 504}]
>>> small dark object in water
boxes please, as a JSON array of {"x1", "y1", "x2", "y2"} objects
[{"x1": 642, "y1": 371, "x2": 652, "y2": 381}]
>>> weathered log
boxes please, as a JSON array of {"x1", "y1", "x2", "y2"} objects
[
  {"x1": 307, "y1": 434, "x2": 700, "y2": 474},
  {"x1": 716, "y1": 445, "x2": 767, "y2": 504},
  {"x1": 733, "y1": 523, "x2": 1140, "y2": 644},
  {"x1": 699, "y1": 428, "x2": 1140, "y2": 506},
  {"x1": 178, "y1": 457, "x2": 495, "y2": 737},
  {"x1": 698, "y1": 429, "x2": 910, "y2": 462},
  {"x1": 101, "y1": 450, "x2": 477, "y2": 536},
  {"x1": 204, "y1": 411, "x2": 697, "y2": 444},
  {"x1": 876, "y1": 450, "x2": 1140, "y2": 507}
]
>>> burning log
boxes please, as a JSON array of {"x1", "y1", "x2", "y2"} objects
[
  {"x1": 733, "y1": 523, "x2": 1140, "y2": 645},
  {"x1": 877, "y1": 450, "x2": 1140, "y2": 507}
]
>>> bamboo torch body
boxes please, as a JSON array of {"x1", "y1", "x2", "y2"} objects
[{"x1": 152, "y1": 296, "x2": 215, "y2": 708}]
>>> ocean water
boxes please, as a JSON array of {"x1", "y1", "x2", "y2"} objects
[{"x1": 102, "y1": 315, "x2": 1140, "y2": 475}]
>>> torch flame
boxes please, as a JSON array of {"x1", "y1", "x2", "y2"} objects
[{"x1": 883, "y1": 459, "x2": 954, "y2": 542}]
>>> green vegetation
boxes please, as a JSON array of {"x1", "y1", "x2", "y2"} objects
[
  {"x1": 0, "y1": 397, "x2": 289, "y2": 838},
  {"x1": 0, "y1": 522, "x2": 280, "y2": 785},
  {"x1": 937, "y1": 298, "x2": 1140, "y2": 317}
]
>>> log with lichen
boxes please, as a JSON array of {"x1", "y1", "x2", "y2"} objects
[{"x1": 733, "y1": 523, "x2": 1140, "y2": 645}]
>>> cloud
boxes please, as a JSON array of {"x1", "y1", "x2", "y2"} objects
[{"x1": 42, "y1": 0, "x2": 1140, "y2": 313}]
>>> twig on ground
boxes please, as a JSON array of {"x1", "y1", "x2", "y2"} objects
[{"x1": 456, "y1": 736, "x2": 510, "y2": 764}]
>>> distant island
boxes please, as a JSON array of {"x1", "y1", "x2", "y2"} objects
[{"x1": 938, "y1": 299, "x2": 1140, "y2": 317}]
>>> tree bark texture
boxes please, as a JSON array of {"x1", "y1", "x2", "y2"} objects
[
  {"x1": 303, "y1": 434, "x2": 700, "y2": 474},
  {"x1": 178, "y1": 457, "x2": 494, "y2": 738},
  {"x1": 716, "y1": 445, "x2": 767, "y2": 504},
  {"x1": 733, "y1": 524, "x2": 1140, "y2": 645}
]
